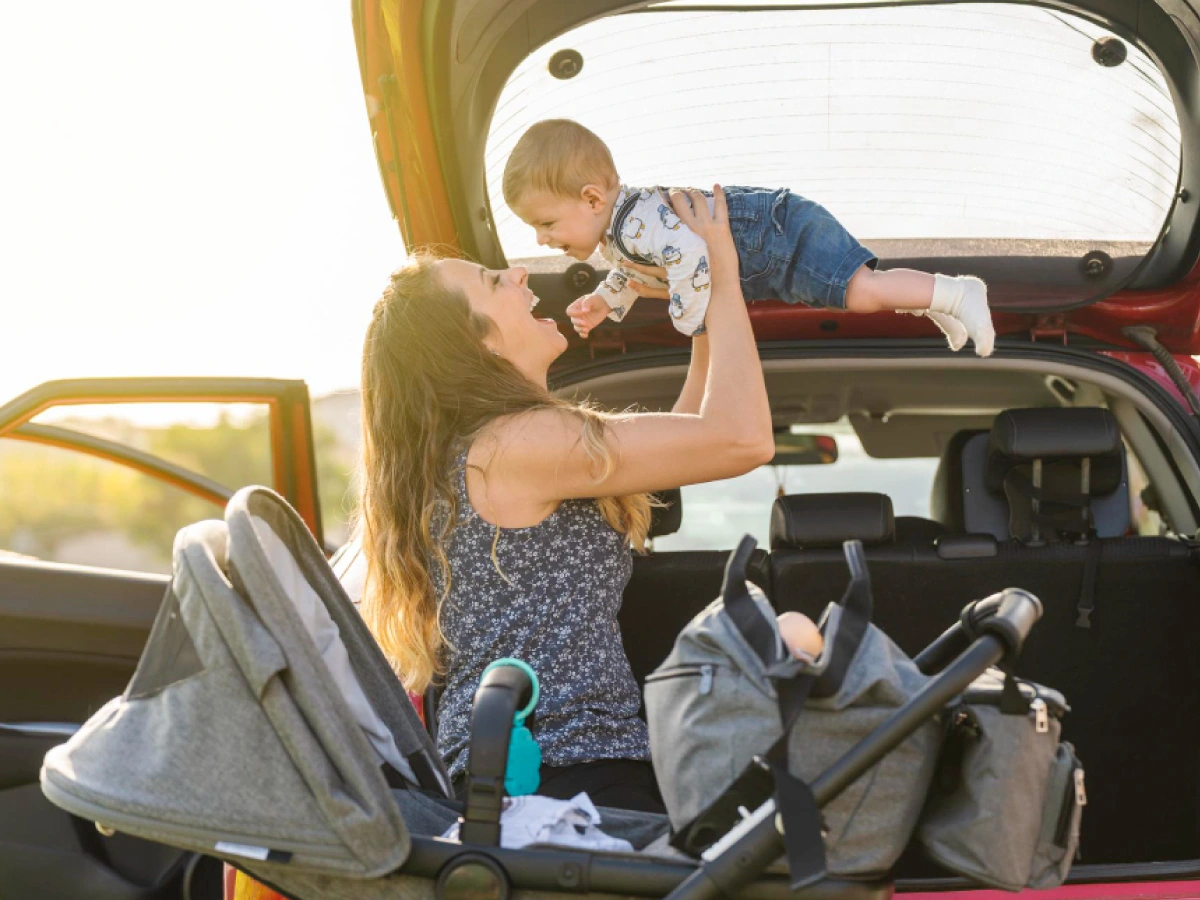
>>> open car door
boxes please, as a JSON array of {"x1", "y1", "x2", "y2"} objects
[{"x1": 0, "y1": 378, "x2": 322, "y2": 900}]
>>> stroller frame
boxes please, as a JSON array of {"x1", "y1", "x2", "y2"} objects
[
  {"x1": 40, "y1": 487, "x2": 1041, "y2": 900},
  {"x1": 246, "y1": 548, "x2": 1041, "y2": 900}
]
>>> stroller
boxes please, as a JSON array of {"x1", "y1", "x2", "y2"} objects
[{"x1": 40, "y1": 486, "x2": 1043, "y2": 900}]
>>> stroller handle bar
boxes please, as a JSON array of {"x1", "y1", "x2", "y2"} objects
[
  {"x1": 984, "y1": 588, "x2": 1043, "y2": 653},
  {"x1": 459, "y1": 664, "x2": 535, "y2": 845},
  {"x1": 914, "y1": 588, "x2": 1043, "y2": 676},
  {"x1": 662, "y1": 588, "x2": 1040, "y2": 900}
]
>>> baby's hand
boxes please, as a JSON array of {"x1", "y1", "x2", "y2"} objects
[{"x1": 566, "y1": 293, "x2": 612, "y2": 339}]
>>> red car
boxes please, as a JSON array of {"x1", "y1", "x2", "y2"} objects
[{"x1": 7, "y1": 1, "x2": 1200, "y2": 898}]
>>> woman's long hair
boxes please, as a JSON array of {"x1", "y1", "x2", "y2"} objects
[{"x1": 355, "y1": 252, "x2": 652, "y2": 693}]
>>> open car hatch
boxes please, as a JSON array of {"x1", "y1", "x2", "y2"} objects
[{"x1": 353, "y1": 0, "x2": 1200, "y2": 354}]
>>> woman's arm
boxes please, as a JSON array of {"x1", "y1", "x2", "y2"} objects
[
  {"x1": 620, "y1": 260, "x2": 710, "y2": 417},
  {"x1": 487, "y1": 187, "x2": 773, "y2": 503},
  {"x1": 673, "y1": 334, "x2": 709, "y2": 415}
]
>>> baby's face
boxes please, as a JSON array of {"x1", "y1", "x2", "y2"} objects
[{"x1": 513, "y1": 189, "x2": 609, "y2": 261}]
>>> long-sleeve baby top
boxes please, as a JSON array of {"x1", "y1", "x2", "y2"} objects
[{"x1": 594, "y1": 186, "x2": 711, "y2": 337}]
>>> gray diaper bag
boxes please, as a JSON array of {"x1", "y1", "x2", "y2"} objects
[
  {"x1": 916, "y1": 667, "x2": 1085, "y2": 891},
  {"x1": 644, "y1": 536, "x2": 943, "y2": 882}
]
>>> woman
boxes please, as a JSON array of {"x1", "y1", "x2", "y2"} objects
[{"x1": 356, "y1": 187, "x2": 773, "y2": 812}]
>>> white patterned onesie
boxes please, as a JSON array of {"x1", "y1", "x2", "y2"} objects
[{"x1": 594, "y1": 186, "x2": 711, "y2": 337}]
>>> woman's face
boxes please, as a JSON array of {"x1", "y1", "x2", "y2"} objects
[{"x1": 437, "y1": 259, "x2": 567, "y2": 383}]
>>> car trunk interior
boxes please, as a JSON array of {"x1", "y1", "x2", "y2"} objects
[{"x1": 555, "y1": 352, "x2": 1200, "y2": 876}]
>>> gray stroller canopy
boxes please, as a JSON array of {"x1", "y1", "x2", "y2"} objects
[{"x1": 41, "y1": 486, "x2": 451, "y2": 879}]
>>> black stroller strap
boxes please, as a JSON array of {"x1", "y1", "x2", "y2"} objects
[
  {"x1": 769, "y1": 672, "x2": 827, "y2": 889},
  {"x1": 671, "y1": 670, "x2": 827, "y2": 888},
  {"x1": 405, "y1": 752, "x2": 444, "y2": 793}
]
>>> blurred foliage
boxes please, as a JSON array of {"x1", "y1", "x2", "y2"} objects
[{"x1": 0, "y1": 409, "x2": 356, "y2": 572}]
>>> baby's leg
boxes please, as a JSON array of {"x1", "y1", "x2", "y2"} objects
[
  {"x1": 846, "y1": 267, "x2": 994, "y2": 357},
  {"x1": 845, "y1": 267, "x2": 933, "y2": 313}
]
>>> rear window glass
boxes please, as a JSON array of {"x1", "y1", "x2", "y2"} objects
[
  {"x1": 485, "y1": 3, "x2": 1180, "y2": 302},
  {"x1": 653, "y1": 421, "x2": 938, "y2": 551}
]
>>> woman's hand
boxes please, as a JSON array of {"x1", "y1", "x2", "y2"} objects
[
  {"x1": 622, "y1": 186, "x2": 738, "y2": 297},
  {"x1": 622, "y1": 261, "x2": 670, "y2": 300},
  {"x1": 668, "y1": 186, "x2": 739, "y2": 283}
]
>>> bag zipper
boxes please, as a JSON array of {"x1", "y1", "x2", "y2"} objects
[
  {"x1": 964, "y1": 681, "x2": 1067, "y2": 720},
  {"x1": 1031, "y1": 698, "x2": 1050, "y2": 733},
  {"x1": 1054, "y1": 751, "x2": 1086, "y2": 848},
  {"x1": 645, "y1": 663, "x2": 717, "y2": 695}
]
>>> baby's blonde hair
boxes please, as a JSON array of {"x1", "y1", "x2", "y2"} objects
[{"x1": 502, "y1": 119, "x2": 619, "y2": 208}]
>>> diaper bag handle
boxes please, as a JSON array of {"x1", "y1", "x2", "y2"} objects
[
  {"x1": 721, "y1": 536, "x2": 874, "y2": 698},
  {"x1": 811, "y1": 540, "x2": 873, "y2": 699},
  {"x1": 720, "y1": 535, "x2": 778, "y2": 665}
]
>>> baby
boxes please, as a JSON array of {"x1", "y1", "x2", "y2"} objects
[{"x1": 502, "y1": 119, "x2": 995, "y2": 356}]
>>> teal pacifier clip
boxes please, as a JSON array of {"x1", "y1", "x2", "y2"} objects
[{"x1": 480, "y1": 658, "x2": 541, "y2": 796}]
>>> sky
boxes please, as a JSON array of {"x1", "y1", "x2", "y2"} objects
[{"x1": 0, "y1": 2, "x2": 403, "y2": 405}]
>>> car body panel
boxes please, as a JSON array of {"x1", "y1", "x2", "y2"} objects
[{"x1": 906, "y1": 881, "x2": 1200, "y2": 900}]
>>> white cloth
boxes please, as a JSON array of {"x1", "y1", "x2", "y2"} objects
[
  {"x1": 441, "y1": 792, "x2": 634, "y2": 852},
  {"x1": 595, "y1": 185, "x2": 712, "y2": 337}
]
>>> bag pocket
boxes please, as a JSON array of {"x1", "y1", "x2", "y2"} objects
[
  {"x1": 647, "y1": 653, "x2": 780, "y2": 834},
  {"x1": 1030, "y1": 743, "x2": 1085, "y2": 889}
]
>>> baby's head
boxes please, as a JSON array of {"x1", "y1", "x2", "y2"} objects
[{"x1": 502, "y1": 119, "x2": 620, "y2": 261}]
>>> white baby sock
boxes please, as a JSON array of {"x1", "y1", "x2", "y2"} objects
[
  {"x1": 903, "y1": 309, "x2": 969, "y2": 352},
  {"x1": 930, "y1": 275, "x2": 994, "y2": 357}
]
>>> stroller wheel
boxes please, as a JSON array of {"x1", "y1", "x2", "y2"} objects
[{"x1": 436, "y1": 852, "x2": 511, "y2": 900}]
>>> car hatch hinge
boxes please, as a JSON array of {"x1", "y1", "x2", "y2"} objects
[{"x1": 1031, "y1": 314, "x2": 1068, "y2": 345}]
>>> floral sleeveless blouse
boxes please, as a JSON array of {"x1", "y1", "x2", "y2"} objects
[{"x1": 432, "y1": 449, "x2": 650, "y2": 778}]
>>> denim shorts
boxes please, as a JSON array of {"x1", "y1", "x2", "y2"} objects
[{"x1": 724, "y1": 186, "x2": 877, "y2": 310}]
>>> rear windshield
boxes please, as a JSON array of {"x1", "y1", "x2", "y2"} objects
[
  {"x1": 655, "y1": 420, "x2": 940, "y2": 551},
  {"x1": 485, "y1": 3, "x2": 1181, "y2": 306}
]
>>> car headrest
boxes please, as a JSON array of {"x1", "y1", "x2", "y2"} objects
[
  {"x1": 986, "y1": 408, "x2": 1123, "y2": 494},
  {"x1": 930, "y1": 429, "x2": 989, "y2": 531},
  {"x1": 649, "y1": 488, "x2": 682, "y2": 539},
  {"x1": 946, "y1": 408, "x2": 1131, "y2": 541},
  {"x1": 770, "y1": 493, "x2": 895, "y2": 550}
]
